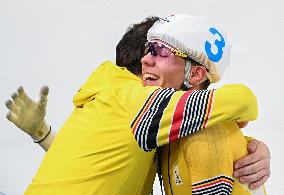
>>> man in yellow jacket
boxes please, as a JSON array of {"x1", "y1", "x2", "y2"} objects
[
  {"x1": 139, "y1": 14, "x2": 267, "y2": 194},
  {"x1": 5, "y1": 15, "x2": 269, "y2": 194}
]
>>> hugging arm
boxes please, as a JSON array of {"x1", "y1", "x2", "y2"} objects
[
  {"x1": 131, "y1": 84, "x2": 257, "y2": 151},
  {"x1": 234, "y1": 138, "x2": 270, "y2": 189}
]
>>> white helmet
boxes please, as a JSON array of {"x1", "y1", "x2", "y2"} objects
[{"x1": 147, "y1": 14, "x2": 231, "y2": 86}]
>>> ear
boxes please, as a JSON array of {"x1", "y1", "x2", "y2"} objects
[{"x1": 189, "y1": 66, "x2": 207, "y2": 85}]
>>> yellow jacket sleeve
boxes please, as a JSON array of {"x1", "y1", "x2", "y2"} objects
[
  {"x1": 130, "y1": 84, "x2": 258, "y2": 151},
  {"x1": 205, "y1": 84, "x2": 258, "y2": 128}
]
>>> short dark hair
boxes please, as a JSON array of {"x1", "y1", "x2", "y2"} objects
[{"x1": 115, "y1": 16, "x2": 159, "y2": 75}]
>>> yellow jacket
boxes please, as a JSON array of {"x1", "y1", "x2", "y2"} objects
[
  {"x1": 25, "y1": 61, "x2": 258, "y2": 195},
  {"x1": 25, "y1": 61, "x2": 157, "y2": 195},
  {"x1": 161, "y1": 122, "x2": 267, "y2": 195}
]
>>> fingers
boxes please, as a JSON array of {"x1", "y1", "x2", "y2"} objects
[
  {"x1": 6, "y1": 87, "x2": 25, "y2": 112},
  {"x1": 38, "y1": 86, "x2": 49, "y2": 109},
  {"x1": 40, "y1": 86, "x2": 49, "y2": 96},
  {"x1": 234, "y1": 152, "x2": 259, "y2": 170},
  {"x1": 237, "y1": 168, "x2": 269, "y2": 185},
  {"x1": 234, "y1": 140, "x2": 271, "y2": 188},
  {"x1": 249, "y1": 175, "x2": 269, "y2": 189},
  {"x1": 5, "y1": 100, "x2": 18, "y2": 115},
  {"x1": 11, "y1": 92, "x2": 22, "y2": 106},
  {"x1": 234, "y1": 141, "x2": 269, "y2": 169},
  {"x1": 6, "y1": 112, "x2": 18, "y2": 125},
  {"x1": 17, "y1": 86, "x2": 30, "y2": 101},
  {"x1": 236, "y1": 166, "x2": 264, "y2": 183},
  {"x1": 234, "y1": 157, "x2": 270, "y2": 176},
  {"x1": 247, "y1": 139, "x2": 260, "y2": 153},
  {"x1": 234, "y1": 159, "x2": 261, "y2": 177}
]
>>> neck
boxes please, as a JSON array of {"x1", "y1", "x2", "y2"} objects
[{"x1": 190, "y1": 84, "x2": 203, "y2": 90}]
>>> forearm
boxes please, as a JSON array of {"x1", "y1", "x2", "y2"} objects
[
  {"x1": 205, "y1": 84, "x2": 258, "y2": 128},
  {"x1": 131, "y1": 84, "x2": 258, "y2": 151},
  {"x1": 38, "y1": 130, "x2": 56, "y2": 151}
]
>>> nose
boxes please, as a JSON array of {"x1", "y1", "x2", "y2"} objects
[{"x1": 141, "y1": 52, "x2": 155, "y2": 68}]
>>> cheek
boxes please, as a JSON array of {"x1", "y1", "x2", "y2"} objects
[
  {"x1": 161, "y1": 63, "x2": 185, "y2": 88},
  {"x1": 171, "y1": 68, "x2": 185, "y2": 88},
  {"x1": 166, "y1": 61, "x2": 185, "y2": 78}
]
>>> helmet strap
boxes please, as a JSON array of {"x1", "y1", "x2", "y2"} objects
[{"x1": 183, "y1": 60, "x2": 193, "y2": 89}]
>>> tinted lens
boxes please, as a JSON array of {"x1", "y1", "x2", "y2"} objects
[
  {"x1": 150, "y1": 43, "x2": 157, "y2": 56},
  {"x1": 144, "y1": 42, "x2": 150, "y2": 55},
  {"x1": 145, "y1": 42, "x2": 172, "y2": 57},
  {"x1": 155, "y1": 43, "x2": 172, "y2": 57},
  {"x1": 144, "y1": 42, "x2": 157, "y2": 56}
]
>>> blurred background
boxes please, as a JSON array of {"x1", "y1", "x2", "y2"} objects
[{"x1": 0, "y1": 0, "x2": 283, "y2": 194}]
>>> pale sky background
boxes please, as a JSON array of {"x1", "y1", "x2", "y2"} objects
[{"x1": 0, "y1": 0, "x2": 283, "y2": 194}]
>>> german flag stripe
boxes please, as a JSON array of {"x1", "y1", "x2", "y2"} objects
[
  {"x1": 146, "y1": 92, "x2": 173, "y2": 149},
  {"x1": 192, "y1": 175, "x2": 234, "y2": 195},
  {"x1": 192, "y1": 184, "x2": 232, "y2": 195},
  {"x1": 132, "y1": 88, "x2": 175, "y2": 151},
  {"x1": 180, "y1": 90, "x2": 211, "y2": 137},
  {"x1": 131, "y1": 88, "x2": 160, "y2": 132},
  {"x1": 192, "y1": 175, "x2": 234, "y2": 187},
  {"x1": 169, "y1": 90, "x2": 193, "y2": 142},
  {"x1": 202, "y1": 89, "x2": 215, "y2": 129},
  {"x1": 138, "y1": 89, "x2": 174, "y2": 150},
  {"x1": 131, "y1": 88, "x2": 216, "y2": 151}
]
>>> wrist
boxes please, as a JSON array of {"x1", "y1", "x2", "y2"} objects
[
  {"x1": 34, "y1": 126, "x2": 51, "y2": 143},
  {"x1": 38, "y1": 129, "x2": 56, "y2": 151},
  {"x1": 32, "y1": 121, "x2": 50, "y2": 142}
]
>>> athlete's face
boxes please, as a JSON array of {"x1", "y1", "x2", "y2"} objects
[{"x1": 141, "y1": 41, "x2": 186, "y2": 90}]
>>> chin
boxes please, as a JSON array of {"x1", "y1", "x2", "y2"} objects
[{"x1": 143, "y1": 80, "x2": 160, "y2": 87}]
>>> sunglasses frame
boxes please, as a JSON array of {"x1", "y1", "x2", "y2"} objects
[
  {"x1": 144, "y1": 41, "x2": 208, "y2": 71},
  {"x1": 145, "y1": 42, "x2": 188, "y2": 58}
]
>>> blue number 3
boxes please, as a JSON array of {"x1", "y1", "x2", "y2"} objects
[{"x1": 205, "y1": 27, "x2": 225, "y2": 62}]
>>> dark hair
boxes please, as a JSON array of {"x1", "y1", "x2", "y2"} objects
[
  {"x1": 200, "y1": 79, "x2": 211, "y2": 89},
  {"x1": 115, "y1": 16, "x2": 159, "y2": 75}
]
